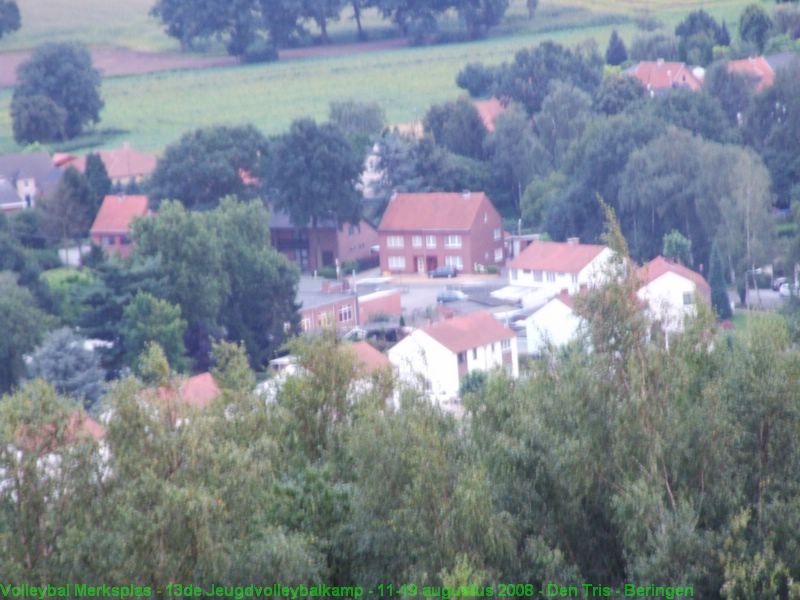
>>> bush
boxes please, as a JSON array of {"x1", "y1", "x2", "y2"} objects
[
  {"x1": 456, "y1": 62, "x2": 497, "y2": 97},
  {"x1": 486, "y1": 265, "x2": 499, "y2": 274},
  {"x1": 773, "y1": 4, "x2": 800, "y2": 39},
  {"x1": 243, "y1": 39, "x2": 278, "y2": 63},
  {"x1": 630, "y1": 33, "x2": 679, "y2": 61},
  {"x1": 633, "y1": 11, "x2": 664, "y2": 32},
  {"x1": 11, "y1": 94, "x2": 66, "y2": 144}
]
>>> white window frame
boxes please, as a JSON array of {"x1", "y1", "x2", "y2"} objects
[
  {"x1": 683, "y1": 292, "x2": 694, "y2": 306},
  {"x1": 493, "y1": 228, "x2": 501, "y2": 241},
  {"x1": 318, "y1": 312, "x2": 331, "y2": 327},
  {"x1": 426, "y1": 235, "x2": 437, "y2": 248},
  {"x1": 338, "y1": 304, "x2": 353, "y2": 323},
  {"x1": 301, "y1": 318, "x2": 311, "y2": 332},
  {"x1": 445, "y1": 255, "x2": 463, "y2": 270},
  {"x1": 387, "y1": 235, "x2": 404, "y2": 248},
  {"x1": 494, "y1": 247, "x2": 503, "y2": 262},
  {"x1": 501, "y1": 339, "x2": 510, "y2": 351},
  {"x1": 546, "y1": 272, "x2": 556, "y2": 283},
  {"x1": 444, "y1": 234, "x2": 462, "y2": 248},
  {"x1": 388, "y1": 256, "x2": 406, "y2": 270},
  {"x1": 534, "y1": 270, "x2": 543, "y2": 282},
  {"x1": 411, "y1": 235, "x2": 423, "y2": 248}
]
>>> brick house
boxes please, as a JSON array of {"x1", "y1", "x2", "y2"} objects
[
  {"x1": 378, "y1": 191, "x2": 505, "y2": 275},
  {"x1": 89, "y1": 194, "x2": 150, "y2": 258},
  {"x1": 299, "y1": 288, "x2": 402, "y2": 333},
  {"x1": 268, "y1": 209, "x2": 379, "y2": 273}
]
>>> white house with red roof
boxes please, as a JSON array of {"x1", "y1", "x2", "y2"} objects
[
  {"x1": 378, "y1": 191, "x2": 505, "y2": 275},
  {"x1": 499, "y1": 238, "x2": 613, "y2": 306},
  {"x1": 625, "y1": 59, "x2": 703, "y2": 96},
  {"x1": 523, "y1": 290, "x2": 583, "y2": 355},
  {"x1": 637, "y1": 256, "x2": 711, "y2": 333},
  {"x1": 90, "y1": 194, "x2": 149, "y2": 258},
  {"x1": 388, "y1": 310, "x2": 518, "y2": 402}
]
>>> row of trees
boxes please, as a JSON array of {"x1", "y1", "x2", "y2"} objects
[
  {"x1": 4, "y1": 215, "x2": 800, "y2": 595},
  {"x1": 150, "y1": 0, "x2": 514, "y2": 58}
]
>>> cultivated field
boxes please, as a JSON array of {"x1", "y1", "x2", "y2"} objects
[{"x1": 0, "y1": 0, "x2": 755, "y2": 153}]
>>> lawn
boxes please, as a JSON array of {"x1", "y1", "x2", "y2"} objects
[{"x1": 0, "y1": 0, "x2": 755, "y2": 153}]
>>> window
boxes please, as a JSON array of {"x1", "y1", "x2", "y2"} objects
[
  {"x1": 493, "y1": 227, "x2": 501, "y2": 241},
  {"x1": 501, "y1": 339, "x2": 511, "y2": 351},
  {"x1": 546, "y1": 272, "x2": 556, "y2": 282},
  {"x1": 283, "y1": 321, "x2": 292, "y2": 333},
  {"x1": 472, "y1": 348, "x2": 478, "y2": 360},
  {"x1": 483, "y1": 211, "x2": 488, "y2": 223},
  {"x1": 445, "y1": 255, "x2": 463, "y2": 270},
  {"x1": 445, "y1": 235, "x2": 462, "y2": 248},
  {"x1": 301, "y1": 318, "x2": 311, "y2": 332},
  {"x1": 387, "y1": 235, "x2": 404, "y2": 248},
  {"x1": 457, "y1": 352, "x2": 466, "y2": 364},
  {"x1": 412, "y1": 235, "x2": 422, "y2": 248},
  {"x1": 494, "y1": 247, "x2": 503, "y2": 262},
  {"x1": 534, "y1": 270, "x2": 543, "y2": 282},
  {"x1": 571, "y1": 273, "x2": 578, "y2": 284},
  {"x1": 338, "y1": 304, "x2": 353, "y2": 323},
  {"x1": 318, "y1": 312, "x2": 331, "y2": 327},
  {"x1": 426, "y1": 235, "x2": 437, "y2": 248},
  {"x1": 511, "y1": 269, "x2": 518, "y2": 281},
  {"x1": 388, "y1": 256, "x2": 406, "y2": 270},
  {"x1": 121, "y1": 235, "x2": 130, "y2": 245},
  {"x1": 683, "y1": 292, "x2": 694, "y2": 306}
]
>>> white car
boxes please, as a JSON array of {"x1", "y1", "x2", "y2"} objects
[{"x1": 779, "y1": 282, "x2": 799, "y2": 297}]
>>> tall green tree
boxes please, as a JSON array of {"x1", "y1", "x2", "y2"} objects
[
  {"x1": 424, "y1": 97, "x2": 487, "y2": 160},
  {"x1": 26, "y1": 328, "x2": 106, "y2": 411},
  {"x1": 0, "y1": 0, "x2": 20, "y2": 39},
  {"x1": 708, "y1": 242, "x2": 732, "y2": 319},
  {"x1": 704, "y1": 62, "x2": 754, "y2": 126},
  {"x1": 120, "y1": 291, "x2": 188, "y2": 373},
  {"x1": 12, "y1": 42, "x2": 102, "y2": 139},
  {"x1": 457, "y1": 0, "x2": 509, "y2": 39},
  {"x1": 739, "y1": 4, "x2": 773, "y2": 52},
  {"x1": 269, "y1": 118, "x2": 362, "y2": 269},
  {"x1": 663, "y1": 229, "x2": 693, "y2": 266},
  {"x1": 0, "y1": 272, "x2": 53, "y2": 394},
  {"x1": 593, "y1": 75, "x2": 645, "y2": 116},
  {"x1": 302, "y1": 0, "x2": 344, "y2": 42},
  {"x1": 10, "y1": 95, "x2": 66, "y2": 144},
  {"x1": 39, "y1": 167, "x2": 95, "y2": 242},
  {"x1": 605, "y1": 30, "x2": 628, "y2": 65},
  {"x1": 535, "y1": 80, "x2": 595, "y2": 170},
  {"x1": 84, "y1": 153, "x2": 112, "y2": 213},
  {"x1": 148, "y1": 124, "x2": 270, "y2": 209}
]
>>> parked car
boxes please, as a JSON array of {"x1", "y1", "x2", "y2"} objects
[
  {"x1": 437, "y1": 289, "x2": 467, "y2": 303},
  {"x1": 779, "y1": 282, "x2": 798, "y2": 297},
  {"x1": 772, "y1": 276, "x2": 788, "y2": 291},
  {"x1": 428, "y1": 265, "x2": 458, "y2": 278}
]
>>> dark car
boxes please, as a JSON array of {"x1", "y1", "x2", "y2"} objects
[
  {"x1": 428, "y1": 265, "x2": 457, "y2": 278},
  {"x1": 437, "y1": 290, "x2": 467, "y2": 303}
]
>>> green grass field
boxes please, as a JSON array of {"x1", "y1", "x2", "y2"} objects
[{"x1": 0, "y1": 0, "x2": 755, "y2": 154}]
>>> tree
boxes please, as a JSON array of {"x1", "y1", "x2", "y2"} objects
[
  {"x1": 494, "y1": 41, "x2": 603, "y2": 115},
  {"x1": 651, "y1": 87, "x2": 736, "y2": 143},
  {"x1": 0, "y1": 0, "x2": 20, "y2": 39},
  {"x1": 13, "y1": 42, "x2": 103, "y2": 139},
  {"x1": 663, "y1": 229, "x2": 693, "y2": 266},
  {"x1": 269, "y1": 119, "x2": 362, "y2": 270},
  {"x1": 593, "y1": 75, "x2": 645, "y2": 115},
  {"x1": 535, "y1": 80, "x2": 595, "y2": 170},
  {"x1": 740, "y1": 4, "x2": 773, "y2": 52},
  {"x1": 629, "y1": 32, "x2": 679, "y2": 61},
  {"x1": 26, "y1": 328, "x2": 105, "y2": 411},
  {"x1": 424, "y1": 97, "x2": 486, "y2": 160},
  {"x1": 147, "y1": 124, "x2": 270, "y2": 209},
  {"x1": 708, "y1": 242, "x2": 732, "y2": 319},
  {"x1": 0, "y1": 272, "x2": 53, "y2": 395},
  {"x1": 526, "y1": 0, "x2": 538, "y2": 20},
  {"x1": 457, "y1": 0, "x2": 510, "y2": 39},
  {"x1": 744, "y1": 59, "x2": 800, "y2": 208},
  {"x1": 675, "y1": 10, "x2": 729, "y2": 65},
  {"x1": 10, "y1": 95, "x2": 66, "y2": 144},
  {"x1": 120, "y1": 291, "x2": 188, "y2": 373},
  {"x1": 605, "y1": 30, "x2": 628, "y2": 65},
  {"x1": 329, "y1": 99, "x2": 385, "y2": 142},
  {"x1": 38, "y1": 167, "x2": 95, "y2": 242},
  {"x1": 456, "y1": 62, "x2": 498, "y2": 97},
  {"x1": 302, "y1": 0, "x2": 344, "y2": 42},
  {"x1": 703, "y1": 61, "x2": 754, "y2": 126},
  {"x1": 84, "y1": 153, "x2": 112, "y2": 214}
]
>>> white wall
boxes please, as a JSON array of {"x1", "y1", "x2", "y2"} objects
[
  {"x1": 525, "y1": 299, "x2": 582, "y2": 354},
  {"x1": 388, "y1": 330, "x2": 460, "y2": 400},
  {"x1": 465, "y1": 337, "x2": 519, "y2": 378},
  {"x1": 637, "y1": 271, "x2": 697, "y2": 333},
  {"x1": 509, "y1": 247, "x2": 614, "y2": 294}
]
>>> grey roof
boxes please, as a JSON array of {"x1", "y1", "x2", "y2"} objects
[
  {"x1": 0, "y1": 152, "x2": 62, "y2": 194},
  {"x1": 0, "y1": 178, "x2": 20, "y2": 207},
  {"x1": 765, "y1": 51, "x2": 799, "y2": 72}
]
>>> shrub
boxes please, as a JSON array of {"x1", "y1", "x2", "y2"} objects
[
  {"x1": 456, "y1": 63, "x2": 496, "y2": 97},
  {"x1": 317, "y1": 265, "x2": 337, "y2": 279},
  {"x1": 243, "y1": 39, "x2": 278, "y2": 63}
]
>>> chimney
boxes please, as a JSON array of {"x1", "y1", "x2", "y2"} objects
[
  {"x1": 560, "y1": 288, "x2": 569, "y2": 296},
  {"x1": 566, "y1": 237, "x2": 580, "y2": 245},
  {"x1": 462, "y1": 190, "x2": 471, "y2": 199}
]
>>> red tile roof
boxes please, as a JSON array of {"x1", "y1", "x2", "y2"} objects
[
  {"x1": 473, "y1": 98, "x2": 506, "y2": 132},
  {"x1": 378, "y1": 192, "x2": 493, "y2": 231},
  {"x1": 349, "y1": 341, "x2": 391, "y2": 372},
  {"x1": 17, "y1": 411, "x2": 105, "y2": 451},
  {"x1": 628, "y1": 60, "x2": 702, "y2": 92},
  {"x1": 727, "y1": 56, "x2": 774, "y2": 91},
  {"x1": 553, "y1": 289, "x2": 575, "y2": 309},
  {"x1": 423, "y1": 310, "x2": 514, "y2": 354},
  {"x1": 90, "y1": 194, "x2": 149, "y2": 234},
  {"x1": 71, "y1": 145, "x2": 158, "y2": 180},
  {"x1": 509, "y1": 240, "x2": 606, "y2": 273},
  {"x1": 638, "y1": 256, "x2": 711, "y2": 300},
  {"x1": 178, "y1": 373, "x2": 221, "y2": 410}
]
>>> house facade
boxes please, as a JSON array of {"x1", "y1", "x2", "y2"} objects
[
  {"x1": 637, "y1": 256, "x2": 711, "y2": 333},
  {"x1": 0, "y1": 152, "x2": 62, "y2": 212},
  {"x1": 378, "y1": 191, "x2": 505, "y2": 275},
  {"x1": 388, "y1": 310, "x2": 518, "y2": 400},
  {"x1": 507, "y1": 239, "x2": 613, "y2": 295},
  {"x1": 269, "y1": 209, "x2": 379, "y2": 273},
  {"x1": 524, "y1": 291, "x2": 583, "y2": 355},
  {"x1": 89, "y1": 194, "x2": 150, "y2": 258},
  {"x1": 299, "y1": 288, "x2": 402, "y2": 333}
]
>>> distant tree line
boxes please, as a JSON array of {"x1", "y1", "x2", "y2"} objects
[{"x1": 150, "y1": 0, "x2": 512, "y2": 59}]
